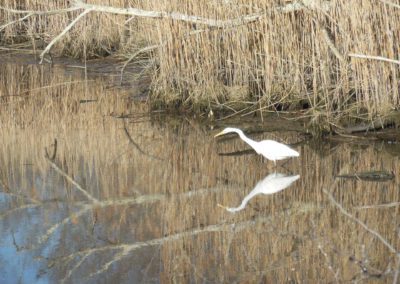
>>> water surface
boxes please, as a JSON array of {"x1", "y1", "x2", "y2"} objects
[{"x1": 0, "y1": 55, "x2": 399, "y2": 283}]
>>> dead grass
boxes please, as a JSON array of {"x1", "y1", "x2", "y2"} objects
[{"x1": 0, "y1": 0, "x2": 399, "y2": 123}]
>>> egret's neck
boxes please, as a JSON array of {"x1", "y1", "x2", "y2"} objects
[
  {"x1": 235, "y1": 129, "x2": 259, "y2": 152},
  {"x1": 227, "y1": 189, "x2": 261, "y2": 212}
]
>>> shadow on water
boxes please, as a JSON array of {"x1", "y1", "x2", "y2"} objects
[{"x1": 0, "y1": 55, "x2": 399, "y2": 283}]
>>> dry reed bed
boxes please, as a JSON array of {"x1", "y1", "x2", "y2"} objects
[
  {"x1": 1, "y1": 0, "x2": 399, "y2": 123},
  {"x1": 0, "y1": 0, "x2": 130, "y2": 57}
]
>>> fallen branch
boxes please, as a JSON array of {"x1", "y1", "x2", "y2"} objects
[
  {"x1": 348, "y1": 53, "x2": 400, "y2": 66},
  {"x1": 0, "y1": 13, "x2": 32, "y2": 32},
  {"x1": 39, "y1": 8, "x2": 92, "y2": 63},
  {"x1": 71, "y1": 0, "x2": 332, "y2": 26},
  {"x1": 1, "y1": 0, "x2": 333, "y2": 62},
  {"x1": 71, "y1": 0, "x2": 265, "y2": 28},
  {"x1": 0, "y1": 6, "x2": 81, "y2": 34}
]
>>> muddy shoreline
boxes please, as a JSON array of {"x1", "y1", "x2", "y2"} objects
[{"x1": 1, "y1": 53, "x2": 399, "y2": 142}]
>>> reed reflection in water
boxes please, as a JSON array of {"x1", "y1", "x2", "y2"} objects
[
  {"x1": 218, "y1": 173, "x2": 300, "y2": 212},
  {"x1": 0, "y1": 56, "x2": 399, "y2": 283}
]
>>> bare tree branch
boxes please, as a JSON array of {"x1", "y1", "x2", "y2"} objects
[{"x1": 0, "y1": 13, "x2": 33, "y2": 32}]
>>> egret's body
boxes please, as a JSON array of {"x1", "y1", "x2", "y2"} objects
[
  {"x1": 218, "y1": 173, "x2": 300, "y2": 212},
  {"x1": 214, "y1": 127, "x2": 299, "y2": 165}
]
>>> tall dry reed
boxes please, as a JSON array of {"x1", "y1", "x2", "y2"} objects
[{"x1": 1, "y1": 0, "x2": 399, "y2": 124}]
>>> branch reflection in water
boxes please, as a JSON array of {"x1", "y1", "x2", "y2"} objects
[{"x1": 218, "y1": 173, "x2": 300, "y2": 213}]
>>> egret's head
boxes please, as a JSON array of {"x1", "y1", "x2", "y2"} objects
[{"x1": 214, "y1": 127, "x2": 239, "y2": 138}]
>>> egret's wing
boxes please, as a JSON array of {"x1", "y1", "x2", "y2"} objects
[{"x1": 259, "y1": 140, "x2": 299, "y2": 158}]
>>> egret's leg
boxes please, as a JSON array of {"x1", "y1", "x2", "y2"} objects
[
  {"x1": 280, "y1": 163, "x2": 291, "y2": 173},
  {"x1": 280, "y1": 159, "x2": 290, "y2": 168}
]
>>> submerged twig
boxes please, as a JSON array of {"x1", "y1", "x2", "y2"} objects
[
  {"x1": 323, "y1": 189, "x2": 397, "y2": 254},
  {"x1": 217, "y1": 149, "x2": 255, "y2": 157},
  {"x1": 0, "y1": 204, "x2": 41, "y2": 220},
  {"x1": 123, "y1": 119, "x2": 164, "y2": 160},
  {"x1": 335, "y1": 171, "x2": 395, "y2": 182},
  {"x1": 324, "y1": 189, "x2": 400, "y2": 284},
  {"x1": 60, "y1": 251, "x2": 92, "y2": 284},
  {"x1": 52, "y1": 213, "x2": 283, "y2": 280},
  {"x1": 0, "y1": 178, "x2": 41, "y2": 205},
  {"x1": 355, "y1": 202, "x2": 400, "y2": 210},
  {"x1": 44, "y1": 139, "x2": 58, "y2": 161},
  {"x1": 44, "y1": 149, "x2": 99, "y2": 204},
  {"x1": 56, "y1": 201, "x2": 320, "y2": 281},
  {"x1": 394, "y1": 255, "x2": 400, "y2": 284}
]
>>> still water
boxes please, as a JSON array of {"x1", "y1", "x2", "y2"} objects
[{"x1": 0, "y1": 55, "x2": 399, "y2": 283}]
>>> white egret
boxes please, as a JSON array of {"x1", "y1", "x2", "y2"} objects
[
  {"x1": 218, "y1": 173, "x2": 300, "y2": 212},
  {"x1": 214, "y1": 127, "x2": 299, "y2": 165}
]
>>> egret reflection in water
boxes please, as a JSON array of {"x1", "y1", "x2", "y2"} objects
[{"x1": 218, "y1": 173, "x2": 300, "y2": 213}]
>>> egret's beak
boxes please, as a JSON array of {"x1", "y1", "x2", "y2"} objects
[
  {"x1": 214, "y1": 131, "x2": 225, "y2": 138},
  {"x1": 217, "y1": 203, "x2": 227, "y2": 209}
]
